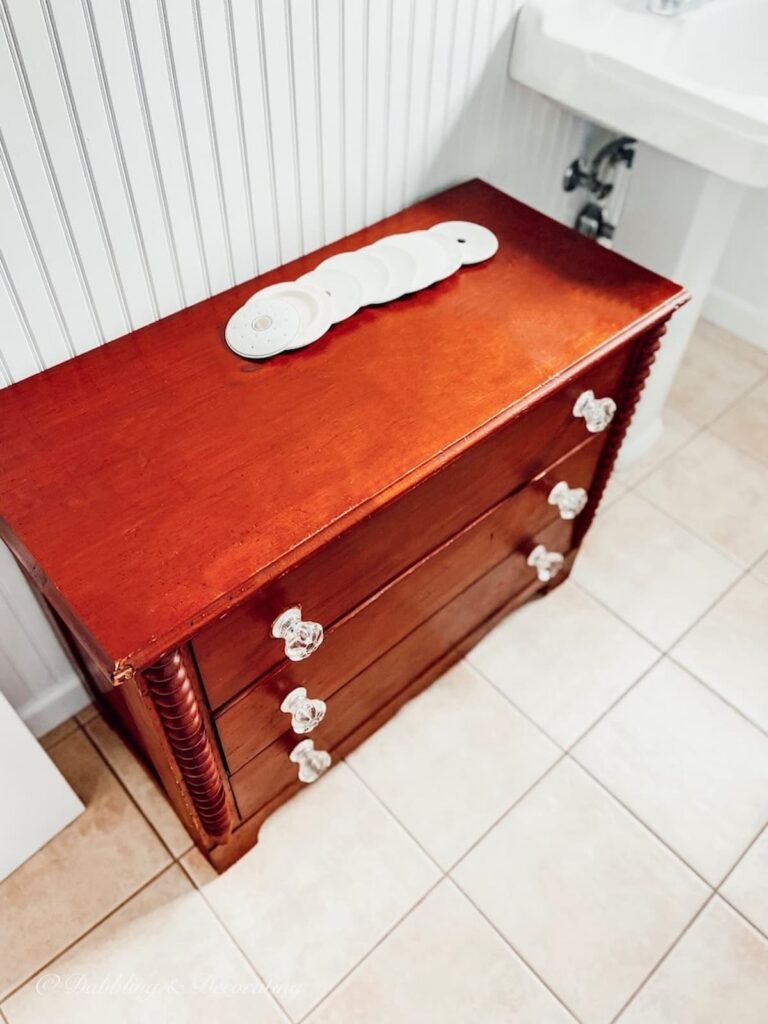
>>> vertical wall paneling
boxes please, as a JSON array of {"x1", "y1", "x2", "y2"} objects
[{"x1": 0, "y1": 0, "x2": 594, "y2": 733}]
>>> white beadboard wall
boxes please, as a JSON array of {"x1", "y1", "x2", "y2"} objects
[{"x1": 0, "y1": 0, "x2": 589, "y2": 734}]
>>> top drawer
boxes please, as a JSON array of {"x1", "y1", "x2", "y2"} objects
[{"x1": 193, "y1": 341, "x2": 632, "y2": 709}]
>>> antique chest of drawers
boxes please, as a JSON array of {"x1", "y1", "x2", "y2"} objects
[{"x1": 0, "y1": 180, "x2": 687, "y2": 869}]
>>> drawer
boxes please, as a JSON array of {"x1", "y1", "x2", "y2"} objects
[
  {"x1": 230, "y1": 515, "x2": 573, "y2": 819},
  {"x1": 215, "y1": 438, "x2": 602, "y2": 773},
  {"x1": 195, "y1": 342, "x2": 631, "y2": 709}
]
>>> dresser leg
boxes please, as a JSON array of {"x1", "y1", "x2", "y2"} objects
[{"x1": 143, "y1": 649, "x2": 233, "y2": 844}]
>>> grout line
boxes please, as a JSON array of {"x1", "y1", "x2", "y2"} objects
[
  {"x1": 715, "y1": 822, "x2": 766, "y2": 894},
  {"x1": 178, "y1": 848, "x2": 333, "y2": 1024},
  {"x1": 665, "y1": 650, "x2": 768, "y2": 742},
  {"x1": 293, "y1": 877, "x2": 446, "y2": 1023},
  {"x1": 445, "y1": 752, "x2": 568, "y2": 875},
  {"x1": 447, "y1": 874, "x2": 584, "y2": 1023},
  {"x1": 175, "y1": 856, "x2": 294, "y2": 1023},
  {"x1": 79, "y1": 720, "x2": 179, "y2": 862},
  {"x1": 460, "y1": 656, "x2": 571, "y2": 752},
  {"x1": 0, "y1": 863, "x2": 175, "y2": 1002},
  {"x1": 567, "y1": 754, "x2": 717, "y2": 892},
  {"x1": 342, "y1": 761, "x2": 446, "y2": 876},
  {"x1": 607, "y1": 892, "x2": 716, "y2": 1024},
  {"x1": 716, "y1": 891, "x2": 768, "y2": 946}
]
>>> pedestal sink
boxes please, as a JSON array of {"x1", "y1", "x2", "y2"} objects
[{"x1": 509, "y1": 0, "x2": 768, "y2": 462}]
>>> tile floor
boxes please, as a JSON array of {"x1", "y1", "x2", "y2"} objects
[{"x1": 3, "y1": 320, "x2": 768, "y2": 1023}]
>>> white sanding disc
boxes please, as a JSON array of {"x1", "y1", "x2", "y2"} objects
[
  {"x1": 428, "y1": 221, "x2": 499, "y2": 264},
  {"x1": 225, "y1": 297, "x2": 302, "y2": 359},
  {"x1": 315, "y1": 250, "x2": 390, "y2": 305},
  {"x1": 253, "y1": 281, "x2": 334, "y2": 350},
  {"x1": 373, "y1": 232, "x2": 451, "y2": 292},
  {"x1": 297, "y1": 268, "x2": 363, "y2": 323},
  {"x1": 358, "y1": 242, "x2": 418, "y2": 302}
]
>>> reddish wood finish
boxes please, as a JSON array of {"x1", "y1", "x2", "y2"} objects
[
  {"x1": 193, "y1": 347, "x2": 629, "y2": 708},
  {"x1": 230, "y1": 516, "x2": 572, "y2": 818},
  {"x1": 142, "y1": 650, "x2": 233, "y2": 842},
  {"x1": 215, "y1": 436, "x2": 602, "y2": 771},
  {"x1": 0, "y1": 180, "x2": 688, "y2": 871},
  {"x1": 0, "y1": 180, "x2": 686, "y2": 683}
]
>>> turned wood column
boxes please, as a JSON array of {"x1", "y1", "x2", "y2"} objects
[
  {"x1": 575, "y1": 322, "x2": 666, "y2": 541},
  {"x1": 143, "y1": 650, "x2": 232, "y2": 842}
]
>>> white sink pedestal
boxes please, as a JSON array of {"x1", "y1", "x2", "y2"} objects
[{"x1": 613, "y1": 145, "x2": 745, "y2": 464}]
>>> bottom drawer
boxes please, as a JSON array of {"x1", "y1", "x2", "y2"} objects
[{"x1": 230, "y1": 516, "x2": 573, "y2": 819}]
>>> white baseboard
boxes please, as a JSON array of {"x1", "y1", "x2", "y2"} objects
[
  {"x1": 17, "y1": 675, "x2": 90, "y2": 738},
  {"x1": 703, "y1": 287, "x2": 768, "y2": 353}
]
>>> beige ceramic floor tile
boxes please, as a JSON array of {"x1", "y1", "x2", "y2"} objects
[
  {"x1": 2, "y1": 866, "x2": 287, "y2": 1024},
  {"x1": 615, "y1": 408, "x2": 698, "y2": 487},
  {"x1": 306, "y1": 880, "x2": 575, "y2": 1024},
  {"x1": 711, "y1": 377, "x2": 768, "y2": 468},
  {"x1": 182, "y1": 763, "x2": 438, "y2": 1020},
  {"x1": 39, "y1": 717, "x2": 79, "y2": 751},
  {"x1": 694, "y1": 319, "x2": 768, "y2": 372},
  {"x1": 75, "y1": 703, "x2": 99, "y2": 726},
  {"x1": 752, "y1": 552, "x2": 768, "y2": 585},
  {"x1": 453, "y1": 759, "x2": 707, "y2": 1024},
  {"x1": 672, "y1": 574, "x2": 768, "y2": 733},
  {"x1": 618, "y1": 898, "x2": 768, "y2": 1024},
  {"x1": 639, "y1": 431, "x2": 768, "y2": 567},
  {"x1": 0, "y1": 730, "x2": 170, "y2": 999},
  {"x1": 599, "y1": 475, "x2": 628, "y2": 512},
  {"x1": 572, "y1": 493, "x2": 740, "y2": 649},
  {"x1": 575, "y1": 660, "x2": 768, "y2": 886},
  {"x1": 666, "y1": 322, "x2": 766, "y2": 427},
  {"x1": 721, "y1": 827, "x2": 768, "y2": 937},
  {"x1": 86, "y1": 715, "x2": 193, "y2": 858},
  {"x1": 468, "y1": 581, "x2": 658, "y2": 748},
  {"x1": 347, "y1": 662, "x2": 559, "y2": 868}
]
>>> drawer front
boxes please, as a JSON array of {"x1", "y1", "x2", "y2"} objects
[
  {"x1": 230, "y1": 516, "x2": 573, "y2": 819},
  {"x1": 216, "y1": 439, "x2": 601, "y2": 773},
  {"x1": 195, "y1": 343, "x2": 631, "y2": 709}
]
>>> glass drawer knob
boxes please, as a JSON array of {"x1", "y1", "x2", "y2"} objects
[
  {"x1": 548, "y1": 481, "x2": 588, "y2": 520},
  {"x1": 280, "y1": 687, "x2": 327, "y2": 734},
  {"x1": 290, "y1": 739, "x2": 331, "y2": 784},
  {"x1": 272, "y1": 607, "x2": 324, "y2": 661},
  {"x1": 528, "y1": 544, "x2": 565, "y2": 583},
  {"x1": 573, "y1": 389, "x2": 616, "y2": 432}
]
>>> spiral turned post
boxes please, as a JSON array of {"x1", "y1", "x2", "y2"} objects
[
  {"x1": 575, "y1": 322, "x2": 666, "y2": 541},
  {"x1": 143, "y1": 650, "x2": 232, "y2": 842}
]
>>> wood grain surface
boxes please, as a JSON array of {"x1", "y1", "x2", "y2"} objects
[{"x1": 0, "y1": 179, "x2": 687, "y2": 682}]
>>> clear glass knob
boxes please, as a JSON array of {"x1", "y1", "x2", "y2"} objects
[
  {"x1": 271, "y1": 607, "x2": 324, "y2": 662},
  {"x1": 280, "y1": 687, "x2": 327, "y2": 734},
  {"x1": 548, "y1": 480, "x2": 588, "y2": 520},
  {"x1": 573, "y1": 389, "x2": 617, "y2": 433},
  {"x1": 527, "y1": 543, "x2": 565, "y2": 583},
  {"x1": 289, "y1": 739, "x2": 331, "y2": 784}
]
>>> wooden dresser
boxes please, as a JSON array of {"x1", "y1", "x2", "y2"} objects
[{"x1": 0, "y1": 180, "x2": 687, "y2": 870}]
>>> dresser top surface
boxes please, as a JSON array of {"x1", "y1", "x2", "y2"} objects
[{"x1": 0, "y1": 180, "x2": 685, "y2": 677}]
